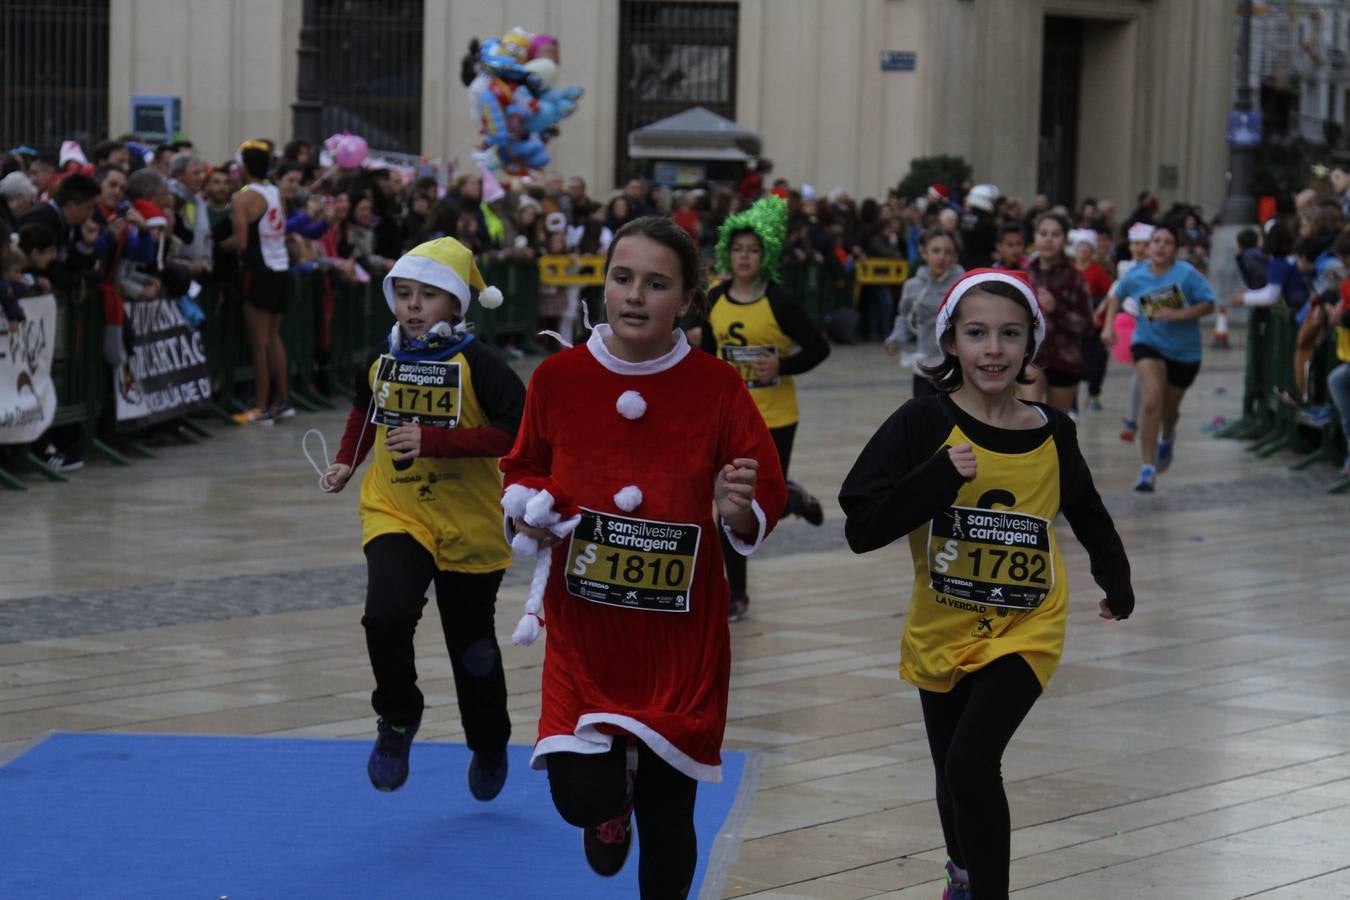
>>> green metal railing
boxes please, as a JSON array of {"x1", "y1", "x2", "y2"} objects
[{"x1": 1215, "y1": 305, "x2": 1348, "y2": 492}]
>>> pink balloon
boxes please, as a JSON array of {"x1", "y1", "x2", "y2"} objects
[{"x1": 328, "y1": 132, "x2": 368, "y2": 170}]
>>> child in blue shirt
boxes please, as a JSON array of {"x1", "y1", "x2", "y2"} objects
[{"x1": 1101, "y1": 223, "x2": 1215, "y2": 492}]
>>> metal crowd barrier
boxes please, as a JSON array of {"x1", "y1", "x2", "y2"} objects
[
  {"x1": 0, "y1": 283, "x2": 129, "y2": 489},
  {"x1": 1214, "y1": 304, "x2": 1348, "y2": 492},
  {"x1": 2, "y1": 254, "x2": 884, "y2": 488}
]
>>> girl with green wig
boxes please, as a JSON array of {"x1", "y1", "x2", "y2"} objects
[{"x1": 695, "y1": 194, "x2": 832, "y2": 621}]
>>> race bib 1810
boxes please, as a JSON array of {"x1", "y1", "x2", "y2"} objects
[
  {"x1": 564, "y1": 509, "x2": 701, "y2": 612},
  {"x1": 927, "y1": 506, "x2": 1054, "y2": 609},
  {"x1": 372, "y1": 355, "x2": 461, "y2": 429}
]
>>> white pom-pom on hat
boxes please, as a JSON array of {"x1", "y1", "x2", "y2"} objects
[
  {"x1": 614, "y1": 485, "x2": 643, "y2": 512},
  {"x1": 478, "y1": 285, "x2": 504, "y2": 309},
  {"x1": 616, "y1": 390, "x2": 647, "y2": 420}
]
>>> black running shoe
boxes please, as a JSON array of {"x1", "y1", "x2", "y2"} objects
[
  {"x1": 786, "y1": 480, "x2": 824, "y2": 526},
  {"x1": 367, "y1": 717, "x2": 419, "y2": 792},
  {"x1": 583, "y1": 804, "x2": 633, "y2": 876},
  {"x1": 467, "y1": 748, "x2": 509, "y2": 801},
  {"x1": 728, "y1": 594, "x2": 749, "y2": 622}
]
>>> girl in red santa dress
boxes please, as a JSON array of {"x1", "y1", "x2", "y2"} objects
[{"x1": 501, "y1": 216, "x2": 787, "y2": 898}]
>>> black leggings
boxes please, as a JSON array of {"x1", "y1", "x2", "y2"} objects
[
  {"x1": 1082, "y1": 331, "x2": 1109, "y2": 398},
  {"x1": 546, "y1": 739, "x2": 699, "y2": 899},
  {"x1": 361, "y1": 533, "x2": 510, "y2": 753},
  {"x1": 919, "y1": 653, "x2": 1042, "y2": 900},
  {"x1": 720, "y1": 422, "x2": 796, "y2": 597}
]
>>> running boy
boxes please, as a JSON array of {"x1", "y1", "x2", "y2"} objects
[
  {"x1": 323, "y1": 236, "x2": 525, "y2": 799},
  {"x1": 840, "y1": 269, "x2": 1134, "y2": 900}
]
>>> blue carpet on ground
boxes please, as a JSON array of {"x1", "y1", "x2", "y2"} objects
[{"x1": 0, "y1": 732, "x2": 753, "y2": 898}]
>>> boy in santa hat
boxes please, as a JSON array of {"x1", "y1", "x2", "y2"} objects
[{"x1": 323, "y1": 236, "x2": 526, "y2": 801}]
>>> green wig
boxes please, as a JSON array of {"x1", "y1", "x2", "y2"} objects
[{"x1": 715, "y1": 194, "x2": 788, "y2": 282}]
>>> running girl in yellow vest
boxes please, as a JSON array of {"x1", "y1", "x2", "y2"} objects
[
  {"x1": 839, "y1": 269, "x2": 1134, "y2": 900},
  {"x1": 698, "y1": 195, "x2": 830, "y2": 621},
  {"x1": 323, "y1": 237, "x2": 525, "y2": 799}
]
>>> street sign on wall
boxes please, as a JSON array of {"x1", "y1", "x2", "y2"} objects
[{"x1": 881, "y1": 51, "x2": 916, "y2": 72}]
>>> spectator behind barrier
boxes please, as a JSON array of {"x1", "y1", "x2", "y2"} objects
[
  {"x1": 17, "y1": 223, "x2": 57, "y2": 295},
  {"x1": 15, "y1": 173, "x2": 100, "y2": 290}
]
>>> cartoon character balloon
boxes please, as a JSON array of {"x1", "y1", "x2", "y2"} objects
[{"x1": 462, "y1": 27, "x2": 584, "y2": 176}]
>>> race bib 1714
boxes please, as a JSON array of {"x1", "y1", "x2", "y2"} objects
[{"x1": 372, "y1": 355, "x2": 461, "y2": 429}]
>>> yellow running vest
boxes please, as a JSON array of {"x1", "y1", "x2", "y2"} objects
[
  {"x1": 707, "y1": 295, "x2": 798, "y2": 428},
  {"x1": 359, "y1": 352, "x2": 511, "y2": 573},
  {"x1": 901, "y1": 420, "x2": 1068, "y2": 692}
]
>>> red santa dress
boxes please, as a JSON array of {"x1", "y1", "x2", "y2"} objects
[{"x1": 501, "y1": 325, "x2": 787, "y2": 782}]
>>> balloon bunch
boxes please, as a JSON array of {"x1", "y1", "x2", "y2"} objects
[{"x1": 461, "y1": 26, "x2": 584, "y2": 177}]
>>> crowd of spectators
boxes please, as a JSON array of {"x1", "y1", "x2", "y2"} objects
[{"x1": 9, "y1": 129, "x2": 1344, "y2": 471}]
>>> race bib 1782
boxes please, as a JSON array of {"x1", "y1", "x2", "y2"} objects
[
  {"x1": 927, "y1": 506, "x2": 1054, "y2": 609},
  {"x1": 564, "y1": 509, "x2": 701, "y2": 613},
  {"x1": 372, "y1": 355, "x2": 461, "y2": 429}
]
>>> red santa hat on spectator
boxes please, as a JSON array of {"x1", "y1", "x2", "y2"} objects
[
  {"x1": 935, "y1": 268, "x2": 1046, "y2": 354},
  {"x1": 133, "y1": 200, "x2": 167, "y2": 228},
  {"x1": 59, "y1": 140, "x2": 88, "y2": 169},
  {"x1": 927, "y1": 183, "x2": 950, "y2": 203}
]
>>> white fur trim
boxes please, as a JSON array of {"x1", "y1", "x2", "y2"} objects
[
  {"x1": 721, "y1": 499, "x2": 768, "y2": 556},
  {"x1": 1068, "y1": 228, "x2": 1097, "y2": 250},
  {"x1": 935, "y1": 270, "x2": 1046, "y2": 354},
  {"x1": 613, "y1": 485, "x2": 643, "y2": 512},
  {"x1": 510, "y1": 532, "x2": 539, "y2": 556},
  {"x1": 615, "y1": 390, "x2": 647, "y2": 420},
  {"x1": 502, "y1": 482, "x2": 534, "y2": 518},
  {"x1": 511, "y1": 613, "x2": 542, "y2": 646},
  {"x1": 382, "y1": 253, "x2": 471, "y2": 312},
  {"x1": 524, "y1": 489, "x2": 562, "y2": 528},
  {"x1": 478, "y1": 285, "x2": 503, "y2": 309},
  {"x1": 587, "y1": 325, "x2": 691, "y2": 375},
  {"x1": 1127, "y1": 222, "x2": 1155, "y2": 243},
  {"x1": 530, "y1": 714, "x2": 723, "y2": 783}
]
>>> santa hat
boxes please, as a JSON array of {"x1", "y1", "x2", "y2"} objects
[
  {"x1": 927, "y1": 183, "x2": 950, "y2": 202},
  {"x1": 59, "y1": 140, "x2": 88, "y2": 169},
  {"x1": 133, "y1": 200, "x2": 167, "y2": 228},
  {"x1": 935, "y1": 268, "x2": 1046, "y2": 354},
  {"x1": 1127, "y1": 222, "x2": 1155, "y2": 243},
  {"x1": 383, "y1": 236, "x2": 503, "y2": 316},
  {"x1": 966, "y1": 183, "x2": 999, "y2": 213},
  {"x1": 1067, "y1": 228, "x2": 1098, "y2": 251},
  {"x1": 478, "y1": 161, "x2": 506, "y2": 204}
]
